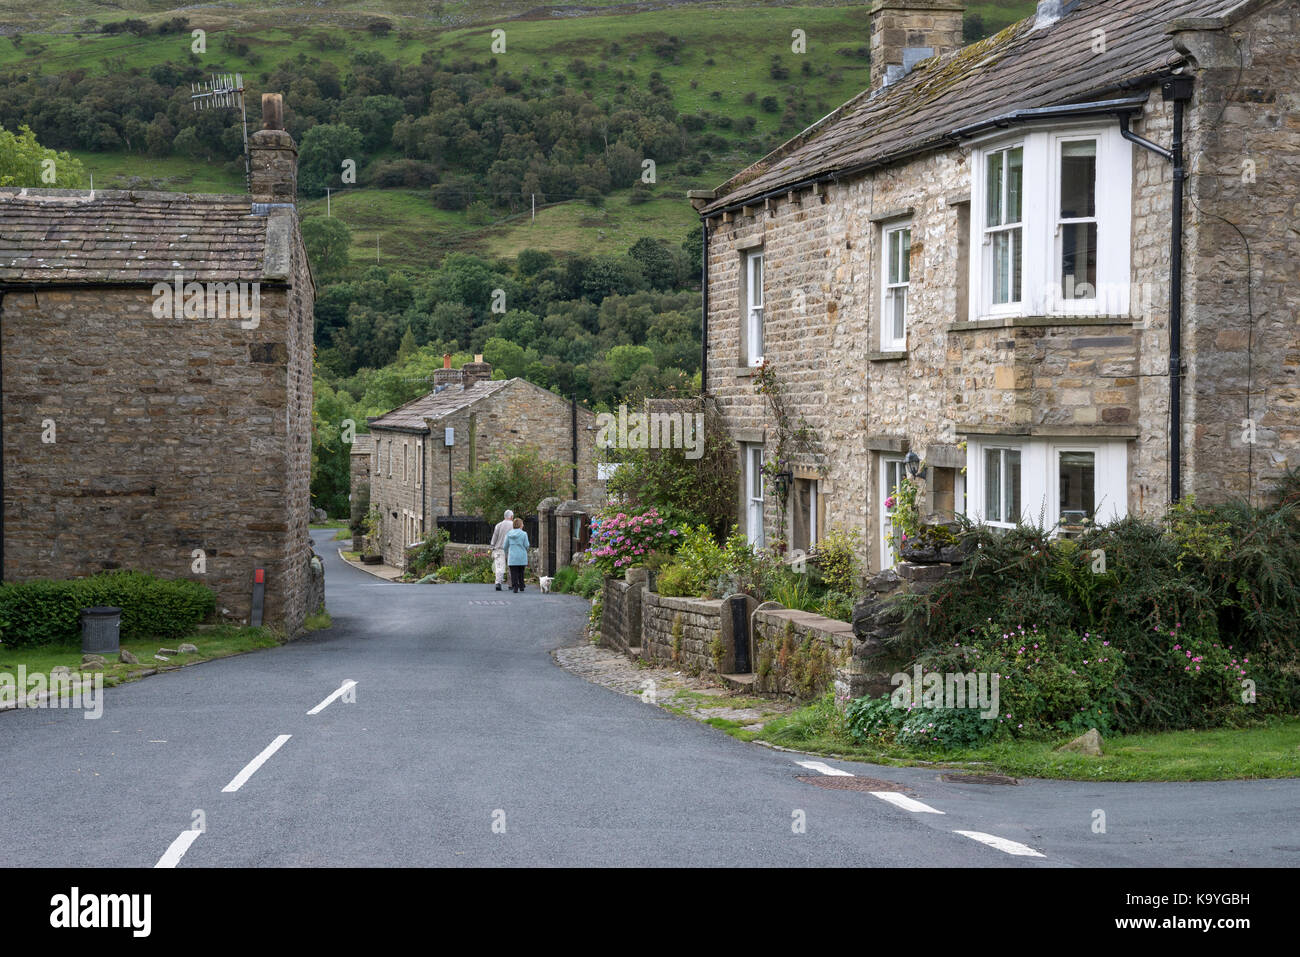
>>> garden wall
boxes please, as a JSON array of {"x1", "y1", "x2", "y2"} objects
[
  {"x1": 752, "y1": 608, "x2": 855, "y2": 699},
  {"x1": 600, "y1": 569, "x2": 645, "y2": 653},
  {"x1": 642, "y1": 590, "x2": 725, "y2": 673}
]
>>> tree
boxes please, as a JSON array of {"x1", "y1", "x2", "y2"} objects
[
  {"x1": 301, "y1": 216, "x2": 352, "y2": 275},
  {"x1": 628, "y1": 237, "x2": 678, "y2": 291},
  {"x1": 297, "y1": 123, "x2": 363, "y2": 196},
  {"x1": 0, "y1": 124, "x2": 86, "y2": 188},
  {"x1": 458, "y1": 447, "x2": 574, "y2": 525}
]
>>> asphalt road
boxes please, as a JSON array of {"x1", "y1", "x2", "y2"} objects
[{"x1": 1, "y1": 528, "x2": 1296, "y2": 868}]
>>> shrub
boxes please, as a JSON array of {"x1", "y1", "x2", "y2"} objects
[
  {"x1": 551, "y1": 565, "x2": 579, "y2": 593},
  {"x1": 655, "y1": 562, "x2": 693, "y2": 597},
  {"x1": 405, "y1": 529, "x2": 450, "y2": 578},
  {"x1": 582, "y1": 507, "x2": 682, "y2": 577},
  {"x1": 458, "y1": 446, "x2": 572, "y2": 525},
  {"x1": 809, "y1": 525, "x2": 860, "y2": 595},
  {"x1": 437, "y1": 549, "x2": 494, "y2": 583},
  {"x1": 573, "y1": 565, "x2": 604, "y2": 599},
  {"x1": 0, "y1": 571, "x2": 215, "y2": 648}
]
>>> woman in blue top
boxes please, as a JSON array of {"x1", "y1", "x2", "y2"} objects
[{"x1": 505, "y1": 517, "x2": 530, "y2": 593}]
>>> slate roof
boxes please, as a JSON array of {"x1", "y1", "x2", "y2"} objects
[
  {"x1": 0, "y1": 189, "x2": 272, "y2": 283},
  {"x1": 702, "y1": 0, "x2": 1245, "y2": 214},
  {"x1": 368, "y1": 379, "x2": 513, "y2": 432}
]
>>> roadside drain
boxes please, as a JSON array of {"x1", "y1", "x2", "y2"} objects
[
  {"x1": 939, "y1": 773, "x2": 1020, "y2": 786},
  {"x1": 796, "y1": 775, "x2": 910, "y2": 793}
]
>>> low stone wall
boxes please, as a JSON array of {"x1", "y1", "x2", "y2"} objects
[
  {"x1": 600, "y1": 569, "x2": 645, "y2": 652},
  {"x1": 752, "y1": 608, "x2": 855, "y2": 699},
  {"x1": 642, "y1": 590, "x2": 725, "y2": 673}
]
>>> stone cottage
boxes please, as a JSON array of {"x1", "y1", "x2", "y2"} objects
[
  {"x1": 363, "y1": 355, "x2": 602, "y2": 569},
  {"x1": 692, "y1": 0, "x2": 1300, "y2": 573},
  {"x1": 0, "y1": 93, "x2": 318, "y2": 633}
]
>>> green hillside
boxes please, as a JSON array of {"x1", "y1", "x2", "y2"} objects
[{"x1": 0, "y1": 2, "x2": 1036, "y2": 268}]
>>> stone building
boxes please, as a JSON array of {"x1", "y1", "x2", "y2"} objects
[
  {"x1": 363, "y1": 355, "x2": 602, "y2": 569},
  {"x1": 0, "y1": 93, "x2": 317, "y2": 632},
  {"x1": 692, "y1": 0, "x2": 1300, "y2": 573}
]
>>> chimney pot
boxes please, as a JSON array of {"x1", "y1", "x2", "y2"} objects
[
  {"x1": 262, "y1": 93, "x2": 285, "y2": 132},
  {"x1": 443, "y1": 352, "x2": 452, "y2": 369}
]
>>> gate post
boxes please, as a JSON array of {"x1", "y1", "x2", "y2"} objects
[{"x1": 537, "y1": 497, "x2": 560, "y2": 576}]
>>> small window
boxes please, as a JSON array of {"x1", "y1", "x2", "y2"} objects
[
  {"x1": 983, "y1": 447, "x2": 1022, "y2": 526},
  {"x1": 792, "y1": 478, "x2": 819, "y2": 553},
  {"x1": 745, "y1": 443, "x2": 765, "y2": 547},
  {"x1": 985, "y1": 144, "x2": 1023, "y2": 307},
  {"x1": 881, "y1": 457, "x2": 905, "y2": 570},
  {"x1": 744, "y1": 250, "x2": 764, "y2": 367},
  {"x1": 416, "y1": 442, "x2": 423, "y2": 489},
  {"x1": 1057, "y1": 450, "x2": 1096, "y2": 529},
  {"x1": 882, "y1": 224, "x2": 910, "y2": 351}
]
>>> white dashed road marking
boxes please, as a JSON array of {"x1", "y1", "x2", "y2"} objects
[
  {"x1": 222, "y1": 734, "x2": 292, "y2": 793},
  {"x1": 954, "y1": 830, "x2": 1046, "y2": 857},
  {"x1": 308, "y1": 679, "x2": 357, "y2": 716},
  {"x1": 154, "y1": 829, "x2": 201, "y2": 868},
  {"x1": 870, "y1": 791, "x2": 946, "y2": 814},
  {"x1": 796, "y1": 760, "x2": 854, "y2": 776}
]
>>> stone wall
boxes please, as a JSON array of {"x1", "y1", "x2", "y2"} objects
[
  {"x1": 1176, "y1": 5, "x2": 1300, "y2": 504},
  {"x1": 1, "y1": 233, "x2": 314, "y2": 634},
  {"x1": 641, "y1": 590, "x2": 724, "y2": 673},
  {"x1": 599, "y1": 569, "x2": 645, "y2": 653},
  {"x1": 752, "y1": 608, "x2": 854, "y2": 699}
]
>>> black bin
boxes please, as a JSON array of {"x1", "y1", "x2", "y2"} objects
[{"x1": 80, "y1": 606, "x2": 122, "y2": 655}]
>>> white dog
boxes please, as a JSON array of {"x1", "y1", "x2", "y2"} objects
[{"x1": 538, "y1": 576, "x2": 553, "y2": 594}]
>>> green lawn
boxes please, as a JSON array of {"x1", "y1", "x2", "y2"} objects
[
  {"x1": 752, "y1": 706, "x2": 1300, "y2": 781},
  {"x1": 72, "y1": 151, "x2": 245, "y2": 194}
]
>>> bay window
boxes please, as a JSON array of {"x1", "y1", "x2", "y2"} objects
[
  {"x1": 965, "y1": 437, "x2": 1127, "y2": 532},
  {"x1": 971, "y1": 124, "x2": 1131, "y2": 319}
]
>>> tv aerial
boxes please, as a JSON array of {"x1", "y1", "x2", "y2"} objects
[{"x1": 191, "y1": 73, "x2": 249, "y2": 190}]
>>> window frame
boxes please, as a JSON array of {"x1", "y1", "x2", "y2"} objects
[
  {"x1": 743, "y1": 249, "x2": 765, "y2": 367},
  {"x1": 969, "y1": 122, "x2": 1132, "y2": 321},
  {"x1": 880, "y1": 456, "x2": 905, "y2": 571},
  {"x1": 881, "y1": 221, "x2": 912, "y2": 351},
  {"x1": 965, "y1": 437, "x2": 1128, "y2": 533},
  {"x1": 744, "y1": 443, "x2": 765, "y2": 547}
]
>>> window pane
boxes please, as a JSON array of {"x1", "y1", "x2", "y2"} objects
[
  {"x1": 1061, "y1": 222, "x2": 1097, "y2": 298},
  {"x1": 1011, "y1": 227, "x2": 1022, "y2": 303},
  {"x1": 898, "y1": 229, "x2": 911, "y2": 283},
  {"x1": 750, "y1": 448, "x2": 763, "y2": 499},
  {"x1": 984, "y1": 449, "x2": 1002, "y2": 522},
  {"x1": 1060, "y1": 140, "x2": 1096, "y2": 219},
  {"x1": 752, "y1": 254, "x2": 763, "y2": 306},
  {"x1": 986, "y1": 151, "x2": 1004, "y2": 226},
  {"x1": 887, "y1": 230, "x2": 899, "y2": 284},
  {"x1": 1006, "y1": 147, "x2": 1023, "y2": 223},
  {"x1": 1007, "y1": 449, "x2": 1021, "y2": 522},
  {"x1": 893, "y1": 288, "x2": 906, "y2": 340},
  {"x1": 751, "y1": 307, "x2": 763, "y2": 358},
  {"x1": 1059, "y1": 451, "x2": 1095, "y2": 521}
]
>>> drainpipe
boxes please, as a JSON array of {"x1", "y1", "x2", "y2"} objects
[
  {"x1": 700, "y1": 219, "x2": 710, "y2": 394},
  {"x1": 570, "y1": 395, "x2": 578, "y2": 496},
  {"x1": 1118, "y1": 75, "x2": 1193, "y2": 505}
]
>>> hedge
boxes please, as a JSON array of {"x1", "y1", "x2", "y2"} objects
[{"x1": 0, "y1": 571, "x2": 216, "y2": 649}]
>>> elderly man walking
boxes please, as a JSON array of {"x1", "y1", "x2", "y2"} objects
[{"x1": 489, "y1": 509, "x2": 515, "y2": 591}]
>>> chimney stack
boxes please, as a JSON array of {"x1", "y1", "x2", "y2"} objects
[
  {"x1": 1034, "y1": 0, "x2": 1081, "y2": 30},
  {"x1": 870, "y1": 1, "x2": 966, "y2": 93},
  {"x1": 433, "y1": 353, "x2": 462, "y2": 389},
  {"x1": 461, "y1": 354, "x2": 493, "y2": 389},
  {"x1": 249, "y1": 93, "x2": 298, "y2": 204}
]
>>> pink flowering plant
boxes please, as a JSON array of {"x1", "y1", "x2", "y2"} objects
[
  {"x1": 918, "y1": 619, "x2": 1126, "y2": 739},
  {"x1": 580, "y1": 507, "x2": 682, "y2": 578}
]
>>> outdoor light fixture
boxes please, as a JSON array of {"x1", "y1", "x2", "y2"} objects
[
  {"x1": 905, "y1": 451, "x2": 927, "y2": 481},
  {"x1": 775, "y1": 469, "x2": 793, "y2": 500}
]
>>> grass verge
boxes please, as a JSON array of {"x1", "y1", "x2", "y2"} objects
[
  {"x1": 749, "y1": 700, "x2": 1300, "y2": 782},
  {"x1": 0, "y1": 624, "x2": 282, "y2": 698}
]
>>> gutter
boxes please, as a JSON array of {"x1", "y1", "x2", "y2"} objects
[{"x1": 700, "y1": 219, "x2": 709, "y2": 393}]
